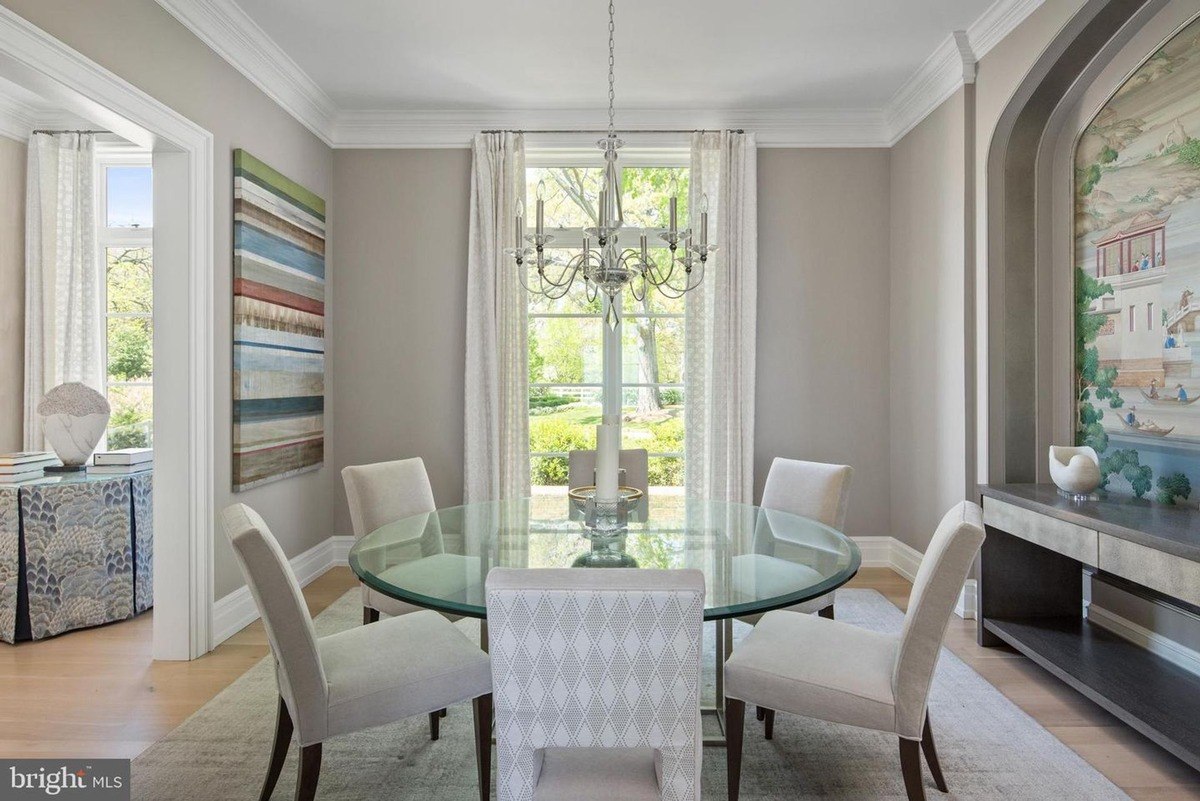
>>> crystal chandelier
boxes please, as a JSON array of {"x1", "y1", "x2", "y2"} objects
[{"x1": 506, "y1": 0, "x2": 716, "y2": 326}]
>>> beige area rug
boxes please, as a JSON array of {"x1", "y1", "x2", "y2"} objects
[{"x1": 132, "y1": 589, "x2": 1130, "y2": 800}]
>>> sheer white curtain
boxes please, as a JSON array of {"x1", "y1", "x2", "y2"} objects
[
  {"x1": 684, "y1": 131, "x2": 758, "y2": 503},
  {"x1": 23, "y1": 132, "x2": 100, "y2": 449},
  {"x1": 464, "y1": 132, "x2": 529, "y2": 503}
]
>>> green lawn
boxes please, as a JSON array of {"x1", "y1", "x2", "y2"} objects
[{"x1": 530, "y1": 402, "x2": 684, "y2": 486}]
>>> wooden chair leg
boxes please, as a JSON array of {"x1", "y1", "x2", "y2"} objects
[
  {"x1": 921, "y1": 714, "x2": 948, "y2": 793},
  {"x1": 429, "y1": 711, "x2": 441, "y2": 740},
  {"x1": 725, "y1": 698, "x2": 745, "y2": 801},
  {"x1": 294, "y1": 743, "x2": 322, "y2": 801},
  {"x1": 472, "y1": 694, "x2": 493, "y2": 801},
  {"x1": 755, "y1": 705, "x2": 766, "y2": 721},
  {"x1": 260, "y1": 696, "x2": 293, "y2": 801},
  {"x1": 899, "y1": 737, "x2": 926, "y2": 801},
  {"x1": 819, "y1": 604, "x2": 835, "y2": 620},
  {"x1": 363, "y1": 607, "x2": 379, "y2": 625},
  {"x1": 763, "y1": 708, "x2": 775, "y2": 740}
]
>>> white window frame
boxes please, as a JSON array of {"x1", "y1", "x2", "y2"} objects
[
  {"x1": 95, "y1": 141, "x2": 153, "y2": 448},
  {"x1": 526, "y1": 149, "x2": 689, "y2": 474}
]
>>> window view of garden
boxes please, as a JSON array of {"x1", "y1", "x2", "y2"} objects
[
  {"x1": 101, "y1": 162, "x2": 153, "y2": 449},
  {"x1": 526, "y1": 164, "x2": 689, "y2": 497},
  {"x1": 105, "y1": 246, "x2": 153, "y2": 448}
]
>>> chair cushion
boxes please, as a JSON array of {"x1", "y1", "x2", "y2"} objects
[
  {"x1": 724, "y1": 609, "x2": 899, "y2": 733},
  {"x1": 534, "y1": 748, "x2": 661, "y2": 801},
  {"x1": 318, "y1": 609, "x2": 490, "y2": 740}
]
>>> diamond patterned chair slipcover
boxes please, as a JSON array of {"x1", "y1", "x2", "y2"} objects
[
  {"x1": 486, "y1": 567, "x2": 705, "y2": 801},
  {"x1": 723, "y1": 501, "x2": 986, "y2": 801},
  {"x1": 219, "y1": 503, "x2": 495, "y2": 801}
]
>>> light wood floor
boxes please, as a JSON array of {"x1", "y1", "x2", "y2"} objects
[{"x1": 1, "y1": 566, "x2": 1197, "y2": 799}]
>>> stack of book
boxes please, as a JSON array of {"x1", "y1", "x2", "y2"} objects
[
  {"x1": 89, "y1": 448, "x2": 154, "y2": 475},
  {"x1": 0, "y1": 452, "x2": 62, "y2": 482}
]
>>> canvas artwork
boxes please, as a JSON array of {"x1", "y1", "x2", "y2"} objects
[
  {"x1": 232, "y1": 150, "x2": 326, "y2": 491},
  {"x1": 1074, "y1": 16, "x2": 1200, "y2": 504}
]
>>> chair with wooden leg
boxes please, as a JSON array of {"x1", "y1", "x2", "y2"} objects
[
  {"x1": 723, "y1": 501, "x2": 985, "y2": 801},
  {"x1": 731, "y1": 457, "x2": 853, "y2": 724},
  {"x1": 343, "y1": 457, "x2": 477, "y2": 738},
  {"x1": 220, "y1": 503, "x2": 494, "y2": 801}
]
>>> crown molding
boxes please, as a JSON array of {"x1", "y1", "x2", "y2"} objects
[
  {"x1": 967, "y1": 0, "x2": 1046, "y2": 59},
  {"x1": 332, "y1": 107, "x2": 890, "y2": 148},
  {"x1": 884, "y1": 30, "x2": 977, "y2": 145},
  {"x1": 153, "y1": 0, "x2": 1044, "y2": 149},
  {"x1": 153, "y1": 0, "x2": 337, "y2": 144},
  {"x1": 0, "y1": 81, "x2": 92, "y2": 141}
]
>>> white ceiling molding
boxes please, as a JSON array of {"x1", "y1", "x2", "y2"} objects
[
  {"x1": 0, "y1": 87, "x2": 35, "y2": 140},
  {"x1": 154, "y1": 0, "x2": 1044, "y2": 149},
  {"x1": 154, "y1": 0, "x2": 337, "y2": 144},
  {"x1": 884, "y1": 30, "x2": 977, "y2": 145},
  {"x1": 0, "y1": 79, "x2": 92, "y2": 140},
  {"x1": 967, "y1": 0, "x2": 1047, "y2": 59},
  {"x1": 333, "y1": 107, "x2": 889, "y2": 149}
]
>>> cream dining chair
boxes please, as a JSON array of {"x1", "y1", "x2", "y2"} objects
[
  {"x1": 723, "y1": 501, "x2": 986, "y2": 801},
  {"x1": 487, "y1": 567, "x2": 705, "y2": 801},
  {"x1": 743, "y1": 457, "x2": 854, "y2": 621},
  {"x1": 219, "y1": 503, "x2": 494, "y2": 801},
  {"x1": 343, "y1": 456, "x2": 479, "y2": 739}
]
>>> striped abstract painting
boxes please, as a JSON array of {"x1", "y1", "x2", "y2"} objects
[{"x1": 232, "y1": 150, "x2": 325, "y2": 491}]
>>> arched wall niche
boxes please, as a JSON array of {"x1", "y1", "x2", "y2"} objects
[{"x1": 983, "y1": 0, "x2": 1185, "y2": 485}]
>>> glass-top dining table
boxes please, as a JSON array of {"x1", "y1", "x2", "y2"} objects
[{"x1": 349, "y1": 492, "x2": 861, "y2": 744}]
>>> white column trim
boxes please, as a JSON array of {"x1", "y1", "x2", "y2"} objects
[{"x1": 0, "y1": 5, "x2": 215, "y2": 660}]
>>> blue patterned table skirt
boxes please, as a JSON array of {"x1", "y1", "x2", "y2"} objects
[{"x1": 0, "y1": 473, "x2": 153, "y2": 643}]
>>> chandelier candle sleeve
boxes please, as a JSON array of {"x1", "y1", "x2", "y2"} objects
[{"x1": 515, "y1": 199, "x2": 524, "y2": 247}]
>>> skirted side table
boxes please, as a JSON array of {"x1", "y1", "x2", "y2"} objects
[{"x1": 0, "y1": 472, "x2": 152, "y2": 642}]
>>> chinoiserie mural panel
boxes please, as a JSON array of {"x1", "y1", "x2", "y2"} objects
[{"x1": 1075, "y1": 15, "x2": 1200, "y2": 504}]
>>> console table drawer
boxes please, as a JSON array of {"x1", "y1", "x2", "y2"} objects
[
  {"x1": 1099, "y1": 534, "x2": 1200, "y2": 608},
  {"x1": 982, "y1": 497, "x2": 1099, "y2": 564}
]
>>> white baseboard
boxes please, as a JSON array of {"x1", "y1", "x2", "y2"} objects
[
  {"x1": 1088, "y1": 604, "x2": 1200, "y2": 678},
  {"x1": 851, "y1": 536, "x2": 974, "y2": 619},
  {"x1": 212, "y1": 534, "x2": 356, "y2": 646},
  {"x1": 888, "y1": 539, "x2": 923, "y2": 583},
  {"x1": 955, "y1": 579, "x2": 978, "y2": 620}
]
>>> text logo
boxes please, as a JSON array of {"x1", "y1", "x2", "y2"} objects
[{"x1": 0, "y1": 761, "x2": 129, "y2": 801}]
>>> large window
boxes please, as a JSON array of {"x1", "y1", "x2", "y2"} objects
[
  {"x1": 96, "y1": 149, "x2": 153, "y2": 448},
  {"x1": 526, "y1": 158, "x2": 689, "y2": 507}
]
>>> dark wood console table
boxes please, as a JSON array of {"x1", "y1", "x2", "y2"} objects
[{"x1": 979, "y1": 483, "x2": 1200, "y2": 770}]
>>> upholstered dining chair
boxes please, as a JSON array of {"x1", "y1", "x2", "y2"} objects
[
  {"x1": 567, "y1": 448, "x2": 650, "y2": 495},
  {"x1": 220, "y1": 503, "x2": 494, "y2": 801},
  {"x1": 487, "y1": 568, "x2": 705, "y2": 801},
  {"x1": 342, "y1": 457, "x2": 440, "y2": 625},
  {"x1": 742, "y1": 457, "x2": 853, "y2": 621},
  {"x1": 723, "y1": 501, "x2": 986, "y2": 801},
  {"x1": 343, "y1": 456, "x2": 475, "y2": 738}
]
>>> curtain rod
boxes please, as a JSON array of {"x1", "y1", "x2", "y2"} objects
[
  {"x1": 480, "y1": 128, "x2": 744, "y2": 134},
  {"x1": 31, "y1": 129, "x2": 110, "y2": 135}
]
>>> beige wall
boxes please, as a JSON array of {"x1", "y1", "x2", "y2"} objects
[
  {"x1": 330, "y1": 149, "x2": 895, "y2": 542},
  {"x1": 755, "y1": 149, "x2": 892, "y2": 541},
  {"x1": 0, "y1": 0, "x2": 336, "y2": 597},
  {"x1": 0, "y1": 136, "x2": 23, "y2": 453},
  {"x1": 888, "y1": 89, "x2": 971, "y2": 551},
  {"x1": 329, "y1": 149, "x2": 470, "y2": 535}
]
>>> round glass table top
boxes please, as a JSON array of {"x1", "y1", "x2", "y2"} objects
[{"x1": 349, "y1": 495, "x2": 861, "y2": 621}]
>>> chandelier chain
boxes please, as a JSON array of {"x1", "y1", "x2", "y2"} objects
[{"x1": 607, "y1": 0, "x2": 616, "y2": 135}]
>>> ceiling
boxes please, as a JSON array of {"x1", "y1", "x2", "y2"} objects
[
  {"x1": 154, "y1": 0, "x2": 1045, "y2": 146},
  {"x1": 234, "y1": 0, "x2": 992, "y2": 111}
]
